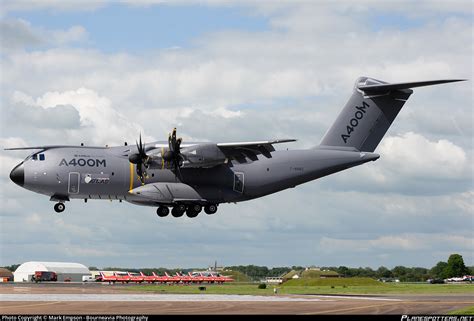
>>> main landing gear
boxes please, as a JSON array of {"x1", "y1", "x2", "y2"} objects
[
  {"x1": 156, "y1": 204, "x2": 218, "y2": 218},
  {"x1": 54, "y1": 203, "x2": 65, "y2": 213}
]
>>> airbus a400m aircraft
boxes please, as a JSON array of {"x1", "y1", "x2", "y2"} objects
[{"x1": 7, "y1": 77, "x2": 464, "y2": 218}]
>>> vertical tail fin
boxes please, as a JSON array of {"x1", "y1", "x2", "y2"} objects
[{"x1": 319, "y1": 77, "x2": 465, "y2": 152}]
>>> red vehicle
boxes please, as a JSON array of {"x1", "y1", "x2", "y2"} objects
[
  {"x1": 198, "y1": 272, "x2": 233, "y2": 284},
  {"x1": 176, "y1": 272, "x2": 194, "y2": 284},
  {"x1": 97, "y1": 272, "x2": 117, "y2": 283},
  {"x1": 31, "y1": 271, "x2": 57, "y2": 283},
  {"x1": 152, "y1": 272, "x2": 170, "y2": 284},
  {"x1": 189, "y1": 272, "x2": 205, "y2": 284},
  {"x1": 164, "y1": 272, "x2": 182, "y2": 284},
  {"x1": 213, "y1": 273, "x2": 234, "y2": 284},
  {"x1": 127, "y1": 272, "x2": 144, "y2": 283},
  {"x1": 114, "y1": 272, "x2": 132, "y2": 284},
  {"x1": 140, "y1": 272, "x2": 158, "y2": 284}
]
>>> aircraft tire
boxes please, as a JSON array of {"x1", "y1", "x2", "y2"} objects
[
  {"x1": 204, "y1": 204, "x2": 218, "y2": 215},
  {"x1": 54, "y1": 203, "x2": 65, "y2": 213},
  {"x1": 157, "y1": 206, "x2": 170, "y2": 217},
  {"x1": 171, "y1": 206, "x2": 185, "y2": 218},
  {"x1": 186, "y1": 208, "x2": 199, "y2": 218},
  {"x1": 192, "y1": 204, "x2": 202, "y2": 213}
]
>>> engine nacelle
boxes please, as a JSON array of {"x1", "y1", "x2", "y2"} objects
[
  {"x1": 146, "y1": 143, "x2": 226, "y2": 169},
  {"x1": 180, "y1": 143, "x2": 227, "y2": 168}
]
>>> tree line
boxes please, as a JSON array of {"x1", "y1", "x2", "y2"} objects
[
  {"x1": 2, "y1": 254, "x2": 471, "y2": 282},
  {"x1": 225, "y1": 254, "x2": 472, "y2": 282}
]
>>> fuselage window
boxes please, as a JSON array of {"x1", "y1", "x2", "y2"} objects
[
  {"x1": 39, "y1": 154, "x2": 45, "y2": 161},
  {"x1": 32, "y1": 154, "x2": 38, "y2": 161}
]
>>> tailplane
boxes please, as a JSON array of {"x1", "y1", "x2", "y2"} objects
[{"x1": 319, "y1": 77, "x2": 465, "y2": 152}]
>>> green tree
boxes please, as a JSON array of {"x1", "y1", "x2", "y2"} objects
[
  {"x1": 336, "y1": 266, "x2": 350, "y2": 277},
  {"x1": 430, "y1": 261, "x2": 448, "y2": 279},
  {"x1": 391, "y1": 266, "x2": 409, "y2": 279},
  {"x1": 376, "y1": 266, "x2": 393, "y2": 279},
  {"x1": 1, "y1": 264, "x2": 20, "y2": 272},
  {"x1": 445, "y1": 254, "x2": 470, "y2": 278}
]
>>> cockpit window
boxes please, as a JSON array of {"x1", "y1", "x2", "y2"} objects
[{"x1": 29, "y1": 153, "x2": 45, "y2": 161}]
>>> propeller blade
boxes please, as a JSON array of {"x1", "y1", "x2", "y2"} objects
[
  {"x1": 129, "y1": 133, "x2": 148, "y2": 185},
  {"x1": 175, "y1": 161, "x2": 183, "y2": 181}
]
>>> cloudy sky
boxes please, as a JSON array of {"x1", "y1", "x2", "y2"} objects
[{"x1": 0, "y1": 1, "x2": 472, "y2": 270}]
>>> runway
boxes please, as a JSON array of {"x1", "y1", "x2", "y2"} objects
[{"x1": 0, "y1": 284, "x2": 472, "y2": 314}]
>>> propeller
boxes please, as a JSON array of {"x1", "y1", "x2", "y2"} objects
[
  {"x1": 128, "y1": 133, "x2": 149, "y2": 184},
  {"x1": 163, "y1": 128, "x2": 184, "y2": 179}
]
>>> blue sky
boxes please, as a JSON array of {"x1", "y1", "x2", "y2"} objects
[
  {"x1": 8, "y1": 4, "x2": 269, "y2": 52},
  {"x1": 0, "y1": 1, "x2": 472, "y2": 269}
]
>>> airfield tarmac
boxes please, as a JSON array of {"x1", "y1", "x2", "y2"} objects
[{"x1": 0, "y1": 283, "x2": 472, "y2": 315}]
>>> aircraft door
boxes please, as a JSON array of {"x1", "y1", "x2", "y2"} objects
[
  {"x1": 68, "y1": 172, "x2": 80, "y2": 194},
  {"x1": 233, "y1": 172, "x2": 244, "y2": 193}
]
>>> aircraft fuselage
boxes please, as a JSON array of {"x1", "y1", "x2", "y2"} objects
[{"x1": 11, "y1": 143, "x2": 379, "y2": 208}]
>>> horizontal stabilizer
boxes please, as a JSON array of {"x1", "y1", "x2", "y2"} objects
[{"x1": 358, "y1": 79, "x2": 466, "y2": 92}]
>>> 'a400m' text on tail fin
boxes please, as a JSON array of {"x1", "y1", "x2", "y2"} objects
[{"x1": 319, "y1": 77, "x2": 465, "y2": 152}]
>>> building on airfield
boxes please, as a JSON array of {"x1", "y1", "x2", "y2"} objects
[{"x1": 13, "y1": 261, "x2": 90, "y2": 282}]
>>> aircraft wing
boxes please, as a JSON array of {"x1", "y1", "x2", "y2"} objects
[
  {"x1": 216, "y1": 139, "x2": 296, "y2": 162},
  {"x1": 4, "y1": 145, "x2": 104, "y2": 150}
]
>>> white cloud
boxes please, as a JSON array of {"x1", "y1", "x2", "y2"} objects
[
  {"x1": 378, "y1": 132, "x2": 467, "y2": 178},
  {"x1": 51, "y1": 25, "x2": 88, "y2": 45},
  {"x1": 17, "y1": 88, "x2": 146, "y2": 145},
  {"x1": 319, "y1": 233, "x2": 473, "y2": 253},
  {"x1": 0, "y1": 18, "x2": 88, "y2": 50}
]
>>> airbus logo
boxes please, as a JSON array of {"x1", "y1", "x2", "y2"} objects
[
  {"x1": 341, "y1": 101, "x2": 370, "y2": 143},
  {"x1": 59, "y1": 158, "x2": 106, "y2": 167}
]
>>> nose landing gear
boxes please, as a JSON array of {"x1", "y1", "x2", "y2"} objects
[{"x1": 54, "y1": 203, "x2": 65, "y2": 213}]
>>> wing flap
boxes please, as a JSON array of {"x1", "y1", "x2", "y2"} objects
[{"x1": 217, "y1": 139, "x2": 296, "y2": 162}]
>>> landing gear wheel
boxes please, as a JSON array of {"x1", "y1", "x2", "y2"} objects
[
  {"x1": 157, "y1": 206, "x2": 169, "y2": 217},
  {"x1": 186, "y1": 204, "x2": 201, "y2": 218},
  {"x1": 192, "y1": 204, "x2": 202, "y2": 213},
  {"x1": 186, "y1": 209, "x2": 198, "y2": 218},
  {"x1": 204, "y1": 204, "x2": 218, "y2": 215},
  {"x1": 54, "y1": 203, "x2": 65, "y2": 213},
  {"x1": 171, "y1": 205, "x2": 186, "y2": 218}
]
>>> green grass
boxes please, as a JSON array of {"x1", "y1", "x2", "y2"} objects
[
  {"x1": 221, "y1": 271, "x2": 250, "y2": 283},
  {"x1": 448, "y1": 305, "x2": 474, "y2": 315},
  {"x1": 300, "y1": 270, "x2": 339, "y2": 278},
  {"x1": 283, "y1": 277, "x2": 379, "y2": 287},
  {"x1": 125, "y1": 282, "x2": 474, "y2": 295}
]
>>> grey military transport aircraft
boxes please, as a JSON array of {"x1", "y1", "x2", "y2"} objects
[{"x1": 6, "y1": 77, "x2": 465, "y2": 218}]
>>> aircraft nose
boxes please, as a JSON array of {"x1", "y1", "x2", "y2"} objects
[{"x1": 10, "y1": 163, "x2": 24, "y2": 186}]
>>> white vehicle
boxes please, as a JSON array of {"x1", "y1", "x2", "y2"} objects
[{"x1": 82, "y1": 275, "x2": 96, "y2": 282}]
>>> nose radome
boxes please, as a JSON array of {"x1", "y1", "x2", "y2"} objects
[{"x1": 10, "y1": 163, "x2": 24, "y2": 186}]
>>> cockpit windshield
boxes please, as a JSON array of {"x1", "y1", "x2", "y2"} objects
[{"x1": 25, "y1": 151, "x2": 46, "y2": 162}]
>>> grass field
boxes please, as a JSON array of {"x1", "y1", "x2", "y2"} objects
[
  {"x1": 448, "y1": 305, "x2": 474, "y2": 315},
  {"x1": 283, "y1": 277, "x2": 381, "y2": 287},
  {"x1": 126, "y1": 282, "x2": 474, "y2": 295}
]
